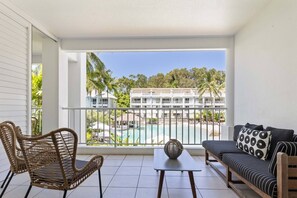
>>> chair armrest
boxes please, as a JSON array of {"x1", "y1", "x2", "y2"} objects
[{"x1": 75, "y1": 155, "x2": 104, "y2": 172}]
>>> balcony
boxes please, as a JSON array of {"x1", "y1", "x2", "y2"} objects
[{"x1": 0, "y1": 144, "x2": 246, "y2": 198}]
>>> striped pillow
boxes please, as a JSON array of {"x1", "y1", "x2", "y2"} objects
[{"x1": 268, "y1": 141, "x2": 297, "y2": 176}]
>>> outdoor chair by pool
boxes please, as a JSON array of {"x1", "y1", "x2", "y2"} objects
[
  {"x1": 0, "y1": 121, "x2": 28, "y2": 197},
  {"x1": 15, "y1": 127, "x2": 104, "y2": 198}
]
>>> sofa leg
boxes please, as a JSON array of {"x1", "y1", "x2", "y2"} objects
[
  {"x1": 205, "y1": 150, "x2": 209, "y2": 165},
  {"x1": 226, "y1": 167, "x2": 231, "y2": 188}
]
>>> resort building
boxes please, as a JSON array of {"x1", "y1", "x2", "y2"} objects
[
  {"x1": 86, "y1": 91, "x2": 117, "y2": 108},
  {"x1": 130, "y1": 88, "x2": 225, "y2": 118}
]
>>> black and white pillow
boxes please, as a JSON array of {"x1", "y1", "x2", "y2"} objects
[{"x1": 236, "y1": 126, "x2": 272, "y2": 160}]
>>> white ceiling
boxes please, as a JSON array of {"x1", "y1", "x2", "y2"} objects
[{"x1": 9, "y1": 0, "x2": 271, "y2": 39}]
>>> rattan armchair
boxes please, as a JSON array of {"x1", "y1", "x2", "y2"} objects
[
  {"x1": 0, "y1": 121, "x2": 27, "y2": 197},
  {"x1": 15, "y1": 127, "x2": 104, "y2": 198}
]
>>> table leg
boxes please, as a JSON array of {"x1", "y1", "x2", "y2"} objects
[
  {"x1": 188, "y1": 171, "x2": 197, "y2": 198},
  {"x1": 157, "y1": 170, "x2": 165, "y2": 198}
]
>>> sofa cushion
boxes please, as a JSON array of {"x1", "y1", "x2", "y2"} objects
[
  {"x1": 268, "y1": 141, "x2": 297, "y2": 176},
  {"x1": 265, "y1": 127, "x2": 294, "y2": 159},
  {"x1": 293, "y1": 134, "x2": 297, "y2": 142},
  {"x1": 236, "y1": 127, "x2": 272, "y2": 160},
  {"x1": 202, "y1": 140, "x2": 245, "y2": 160},
  {"x1": 233, "y1": 125, "x2": 244, "y2": 141},
  {"x1": 233, "y1": 123, "x2": 264, "y2": 141},
  {"x1": 223, "y1": 153, "x2": 277, "y2": 198}
]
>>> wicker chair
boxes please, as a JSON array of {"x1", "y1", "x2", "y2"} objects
[
  {"x1": 15, "y1": 127, "x2": 104, "y2": 198},
  {"x1": 0, "y1": 121, "x2": 27, "y2": 197}
]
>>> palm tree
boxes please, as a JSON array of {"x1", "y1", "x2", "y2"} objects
[
  {"x1": 86, "y1": 52, "x2": 117, "y2": 95},
  {"x1": 197, "y1": 70, "x2": 223, "y2": 106}
]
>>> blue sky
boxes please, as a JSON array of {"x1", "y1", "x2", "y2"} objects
[{"x1": 96, "y1": 50, "x2": 226, "y2": 78}]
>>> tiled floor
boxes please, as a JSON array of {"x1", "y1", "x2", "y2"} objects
[{"x1": 0, "y1": 153, "x2": 261, "y2": 198}]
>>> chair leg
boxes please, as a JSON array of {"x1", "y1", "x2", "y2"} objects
[
  {"x1": 0, "y1": 172, "x2": 14, "y2": 197},
  {"x1": 24, "y1": 184, "x2": 32, "y2": 198},
  {"x1": 98, "y1": 169, "x2": 103, "y2": 198},
  {"x1": 1, "y1": 170, "x2": 11, "y2": 188},
  {"x1": 205, "y1": 150, "x2": 209, "y2": 165},
  {"x1": 63, "y1": 190, "x2": 67, "y2": 198}
]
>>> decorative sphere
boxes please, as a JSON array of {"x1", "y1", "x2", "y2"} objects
[{"x1": 164, "y1": 139, "x2": 183, "y2": 159}]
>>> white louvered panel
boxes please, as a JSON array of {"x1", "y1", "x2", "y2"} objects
[
  {"x1": 0, "y1": 62, "x2": 26, "y2": 74},
  {"x1": 0, "y1": 73, "x2": 26, "y2": 85},
  {"x1": 0, "y1": 81, "x2": 27, "y2": 90},
  {"x1": 0, "y1": 105, "x2": 26, "y2": 111},
  {"x1": 0, "y1": 30, "x2": 26, "y2": 50},
  {"x1": 0, "y1": 111, "x2": 27, "y2": 117},
  {"x1": 0, "y1": 54, "x2": 26, "y2": 69},
  {"x1": 0, "y1": 87, "x2": 26, "y2": 95},
  {"x1": 0, "y1": 7, "x2": 28, "y2": 133},
  {"x1": 0, "y1": 12, "x2": 27, "y2": 37},
  {"x1": 0, "y1": 116, "x2": 27, "y2": 122},
  {"x1": 0, "y1": 41, "x2": 27, "y2": 60},
  {"x1": 0, "y1": 19, "x2": 27, "y2": 43},
  {"x1": 0, "y1": 67, "x2": 27, "y2": 80},
  {"x1": 0, "y1": 35, "x2": 27, "y2": 54},
  {"x1": 0, "y1": 68, "x2": 27, "y2": 80},
  {"x1": 0, "y1": 93, "x2": 26, "y2": 100},
  {"x1": 0, "y1": 99, "x2": 26, "y2": 106},
  {"x1": 0, "y1": 47, "x2": 27, "y2": 64}
]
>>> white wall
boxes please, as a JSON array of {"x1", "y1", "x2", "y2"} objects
[{"x1": 234, "y1": 0, "x2": 297, "y2": 131}]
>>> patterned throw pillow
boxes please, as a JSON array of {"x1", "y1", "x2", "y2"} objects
[{"x1": 236, "y1": 126, "x2": 272, "y2": 160}]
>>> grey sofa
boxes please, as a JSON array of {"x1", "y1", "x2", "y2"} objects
[{"x1": 202, "y1": 124, "x2": 297, "y2": 198}]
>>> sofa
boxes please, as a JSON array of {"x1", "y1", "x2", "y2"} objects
[{"x1": 202, "y1": 124, "x2": 297, "y2": 198}]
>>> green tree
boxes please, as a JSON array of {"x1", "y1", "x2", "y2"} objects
[
  {"x1": 164, "y1": 68, "x2": 195, "y2": 88},
  {"x1": 32, "y1": 65, "x2": 42, "y2": 107},
  {"x1": 116, "y1": 76, "x2": 135, "y2": 94},
  {"x1": 127, "y1": 74, "x2": 148, "y2": 88},
  {"x1": 148, "y1": 73, "x2": 166, "y2": 88},
  {"x1": 116, "y1": 93, "x2": 130, "y2": 108}
]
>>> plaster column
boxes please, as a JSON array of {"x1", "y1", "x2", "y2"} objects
[
  {"x1": 68, "y1": 53, "x2": 87, "y2": 144},
  {"x1": 42, "y1": 39, "x2": 58, "y2": 133},
  {"x1": 222, "y1": 46, "x2": 235, "y2": 140}
]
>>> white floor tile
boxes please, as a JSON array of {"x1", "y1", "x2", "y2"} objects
[
  {"x1": 103, "y1": 187, "x2": 136, "y2": 198},
  {"x1": 116, "y1": 166, "x2": 141, "y2": 176},
  {"x1": 136, "y1": 187, "x2": 168, "y2": 198},
  {"x1": 200, "y1": 189, "x2": 238, "y2": 198},
  {"x1": 109, "y1": 175, "x2": 139, "y2": 188},
  {"x1": 168, "y1": 188, "x2": 202, "y2": 198}
]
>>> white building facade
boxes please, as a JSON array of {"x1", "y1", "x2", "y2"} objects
[
  {"x1": 130, "y1": 88, "x2": 225, "y2": 118},
  {"x1": 86, "y1": 91, "x2": 117, "y2": 108}
]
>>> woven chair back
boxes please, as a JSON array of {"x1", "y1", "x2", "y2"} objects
[
  {"x1": 16, "y1": 128, "x2": 78, "y2": 189},
  {"x1": 0, "y1": 122, "x2": 19, "y2": 172}
]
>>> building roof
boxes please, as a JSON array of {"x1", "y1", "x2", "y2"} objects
[
  {"x1": 130, "y1": 88, "x2": 225, "y2": 97},
  {"x1": 89, "y1": 91, "x2": 117, "y2": 99}
]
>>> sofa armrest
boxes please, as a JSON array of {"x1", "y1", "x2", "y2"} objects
[
  {"x1": 277, "y1": 152, "x2": 297, "y2": 198},
  {"x1": 293, "y1": 134, "x2": 297, "y2": 142}
]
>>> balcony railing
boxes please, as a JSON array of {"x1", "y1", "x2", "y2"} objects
[{"x1": 62, "y1": 107, "x2": 226, "y2": 147}]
